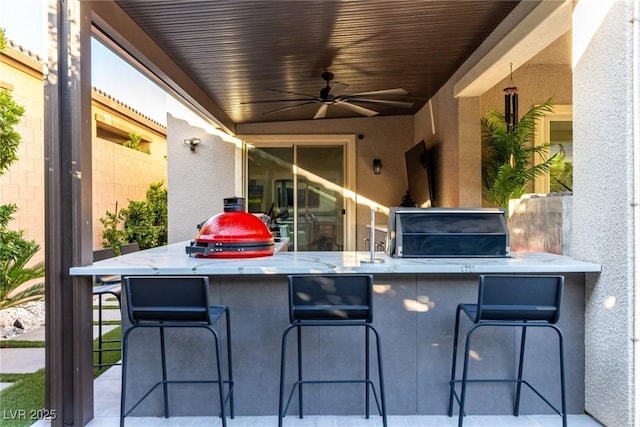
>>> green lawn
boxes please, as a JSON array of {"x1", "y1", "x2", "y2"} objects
[{"x1": 0, "y1": 327, "x2": 121, "y2": 426}]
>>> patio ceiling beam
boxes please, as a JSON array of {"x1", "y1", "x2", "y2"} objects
[{"x1": 454, "y1": 0, "x2": 572, "y2": 98}]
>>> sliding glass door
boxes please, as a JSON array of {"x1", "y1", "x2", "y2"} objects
[{"x1": 245, "y1": 137, "x2": 353, "y2": 251}]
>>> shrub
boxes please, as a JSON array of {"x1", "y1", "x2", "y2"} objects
[
  {"x1": 99, "y1": 202, "x2": 126, "y2": 255},
  {"x1": 100, "y1": 182, "x2": 167, "y2": 251},
  {"x1": 122, "y1": 132, "x2": 150, "y2": 155}
]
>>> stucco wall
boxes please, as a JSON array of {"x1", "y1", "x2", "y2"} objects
[
  {"x1": 167, "y1": 114, "x2": 240, "y2": 243},
  {"x1": 480, "y1": 62, "x2": 572, "y2": 121},
  {"x1": 572, "y1": 1, "x2": 636, "y2": 425},
  {"x1": 237, "y1": 115, "x2": 414, "y2": 250},
  {"x1": 413, "y1": 85, "x2": 466, "y2": 208}
]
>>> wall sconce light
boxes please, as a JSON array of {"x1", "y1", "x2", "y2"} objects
[
  {"x1": 373, "y1": 158, "x2": 382, "y2": 175},
  {"x1": 184, "y1": 137, "x2": 201, "y2": 152}
]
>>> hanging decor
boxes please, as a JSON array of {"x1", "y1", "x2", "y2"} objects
[{"x1": 504, "y1": 63, "x2": 518, "y2": 133}]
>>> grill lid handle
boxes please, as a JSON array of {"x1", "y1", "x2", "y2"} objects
[{"x1": 223, "y1": 197, "x2": 245, "y2": 212}]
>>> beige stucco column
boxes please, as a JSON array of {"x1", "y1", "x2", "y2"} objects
[{"x1": 572, "y1": 0, "x2": 638, "y2": 425}]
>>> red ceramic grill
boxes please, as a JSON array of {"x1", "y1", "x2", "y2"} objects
[{"x1": 186, "y1": 197, "x2": 274, "y2": 258}]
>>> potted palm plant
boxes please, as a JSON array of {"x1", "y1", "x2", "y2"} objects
[{"x1": 481, "y1": 97, "x2": 556, "y2": 209}]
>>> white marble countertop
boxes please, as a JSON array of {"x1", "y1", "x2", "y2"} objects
[{"x1": 70, "y1": 241, "x2": 601, "y2": 276}]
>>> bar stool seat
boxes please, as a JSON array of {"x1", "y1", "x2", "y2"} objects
[
  {"x1": 92, "y1": 247, "x2": 121, "y2": 369},
  {"x1": 278, "y1": 274, "x2": 387, "y2": 427},
  {"x1": 120, "y1": 275, "x2": 234, "y2": 427},
  {"x1": 448, "y1": 274, "x2": 567, "y2": 427}
]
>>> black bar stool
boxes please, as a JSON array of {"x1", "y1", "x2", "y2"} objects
[
  {"x1": 448, "y1": 274, "x2": 566, "y2": 427},
  {"x1": 119, "y1": 242, "x2": 140, "y2": 255},
  {"x1": 120, "y1": 276, "x2": 234, "y2": 427},
  {"x1": 278, "y1": 274, "x2": 387, "y2": 427},
  {"x1": 92, "y1": 247, "x2": 122, "y2": 369}
]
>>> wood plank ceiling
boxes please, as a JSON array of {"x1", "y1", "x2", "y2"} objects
[{"x1": 114, "y1": 0, "x2": 520, "y2": 124}]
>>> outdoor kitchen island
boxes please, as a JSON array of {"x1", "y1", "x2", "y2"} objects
[{"x1": 70, "y1": 241, "x2": 600, "y2": 418}]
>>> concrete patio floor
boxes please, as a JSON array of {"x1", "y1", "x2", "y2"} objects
[
  {"x1": 28, "y1": 364, "x2": 604, "y2": 427},
  {"x1": 2, "y1": 298, "x2": 603, "y2": 427}
]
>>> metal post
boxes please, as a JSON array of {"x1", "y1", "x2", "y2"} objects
[{"x1": 44, "y1": 0, "x2": 94, "y2": 425}]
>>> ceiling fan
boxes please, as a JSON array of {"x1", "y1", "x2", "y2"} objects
[{"x1": 242, "y1": 71, "x2": 414, "y2": 119}]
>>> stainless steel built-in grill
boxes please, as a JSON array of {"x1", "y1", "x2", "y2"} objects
[{"x1": 386, "y1": 208, "x2": 509, "y2": 257}]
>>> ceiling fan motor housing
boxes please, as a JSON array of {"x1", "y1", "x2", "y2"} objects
[
  {"x1": 320, "y1": 71, "x2": 334, "y2": 100},
  {"x1": 321, "y1": 71, "x2": 334, "y2": 82}
]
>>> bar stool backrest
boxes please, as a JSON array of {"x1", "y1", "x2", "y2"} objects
[
  {"x1": 125, "y1": 276, "x2": 211, "y2": 324},
  {"x1": 93, "y1": 247, "x2": 117, "y2": 262},
  {"x1": 120, "y1": 242, "x2": 140, "y2": 255},
  {"x1": 476, "y1": 275, "x2": 564, "y2": 324},
  {"x1": 288, "y1": 274, "x2": 373, "y2": 323},
  {"x1": 93, "y1": 248, "x2": 120, "y2": 285}
]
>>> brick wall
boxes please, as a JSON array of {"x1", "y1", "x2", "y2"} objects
[
  {"x1": 0, "y1": 45, "x2": 45, "y2": 265},
  {"x1": 92, "y1": 136, "x2": 166, "y2": 248},
  {"x1": 1, "y1": 43, "x2": 167, "y2": 264}
]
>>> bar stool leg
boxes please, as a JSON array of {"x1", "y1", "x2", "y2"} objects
[
  {"x1": 448, "y1": 305, "x2": 463, "y2": 416},
  {"x1": 278, "y1": 333, "x2": 286, "y2": 427},
  {"x1": 556, "y1": 326, "x2": 567, "y2": 427},
  {"x1": 119, "y1": 329, "x2": 131, "y2": 427},
  {"x1": 372, "y1": 325, "x2": 388, "y2": 427},
  {"x1": 365, "y1": 326, "x2": 370, "y2": 419},
  {"x1": 296, "y1": 325, "x2": 304, "y2": 418},
  {"x1": 210, "y1": 328, "x2": 227, "y2": 427},
  {"x1": 458, "y1": 325, "x2": 479, "y2": 427},
  {"x1": 278, "y1": 324, "x2": 295, "y2": 427},
  {"x1": 224, "y1": 308, "x2": 234, "y2": 418},
  {"x1": 514, "y1": 325, "x2": 527, "y2": 416},
  {"x1": 159, "y1": 327, "x2": 169, "y2": 417},
  {"x1": 97, "y1": 295, "x2": 103, "y2": 367}
]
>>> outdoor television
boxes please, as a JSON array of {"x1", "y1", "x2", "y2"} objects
[{"x1": 405, "y1": 140, "x2": 434, "y2": 208}]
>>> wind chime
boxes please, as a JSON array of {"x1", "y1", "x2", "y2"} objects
[{"x1": 504, "y1": 63, "x2": 518, "y2": 134}]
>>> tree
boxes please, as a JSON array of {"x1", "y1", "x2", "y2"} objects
[
  {"x1": 0, "y1": 85, "x2": 25, "y2": 173},
  {"x1": 481, "y1": 97, "x2": 557, "y2": 209},
  {"x1": 0, "y1": 28, "x2": 45, "y2": 308}
]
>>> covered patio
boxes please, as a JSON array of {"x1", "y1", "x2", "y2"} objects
[{"x1": 43, "y1": 1, "x2": 638, "y2": 426}]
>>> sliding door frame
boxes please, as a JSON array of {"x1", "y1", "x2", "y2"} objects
[{"x1": 240, "y1": 134, "x2": 357, "y2": 251}]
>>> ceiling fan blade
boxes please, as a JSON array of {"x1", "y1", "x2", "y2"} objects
[
  {"x1": 329, "y1": 82, "x2": 349, "y2": 96},
  {"x1": 313, "y1": 104, "x2": 329, "y2": 119},
  {"x1": 266, "y1": 88, "x2": 317, "y2": 98},
  {"x1": 346, "y1": 98, "x2": 414, "y2": 108},
  {"x1": 348, "y1": 88, "x2": 408, "y2": 97},
  {"x1": 335, "y1": 101, "x2": 379, "y2": 117},
  {"x1": 241, "y1": 98, "x2": 312, "y2": 105},
  {"x1": 263, "y1": 101, "x2": 316, "y2": 115}
]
